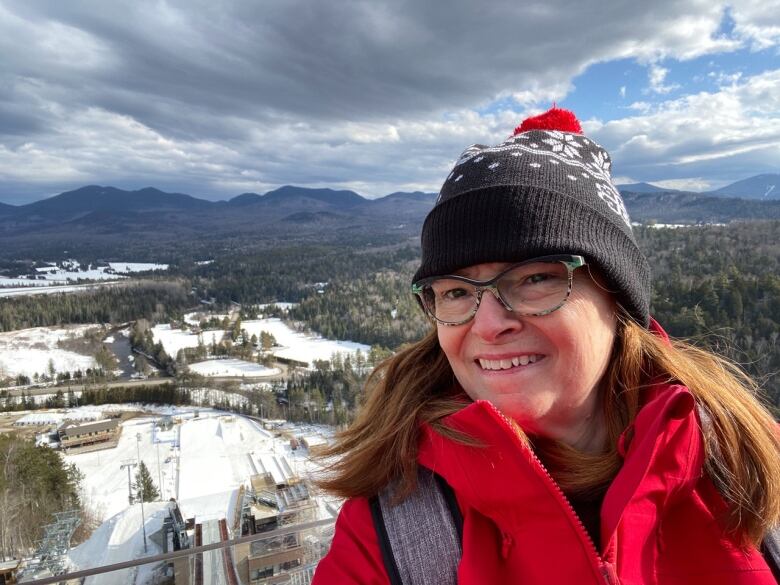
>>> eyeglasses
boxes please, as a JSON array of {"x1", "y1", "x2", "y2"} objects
[{"x1": 412, "y1": 255, "x2": 586, "y2": 326}]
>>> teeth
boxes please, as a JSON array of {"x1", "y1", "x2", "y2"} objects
[{"x1": 478, "y1": 355, "x2": 542, "y2": 370}]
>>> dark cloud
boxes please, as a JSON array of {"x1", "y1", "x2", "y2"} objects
[
  {"x1": 2, "y1": 0, "x2": 734, "y2": 129},
  {"x1": 0, "y1": 0, "x2": 777, "y2": 203}
]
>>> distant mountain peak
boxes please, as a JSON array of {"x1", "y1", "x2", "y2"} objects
[
  {"x1": 262, "y1": 185, "x2": 365, "y2": 207},
  {"x1": 710, "y1": 173, "x2": 780, "y2": 200},
  {"x1": 616, "y1": 182, "x2": 670, "y2": 194}
]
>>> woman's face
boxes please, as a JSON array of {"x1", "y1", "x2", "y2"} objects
[{"x1": 436, "y1": 261, "x2": 618, "y2": 450}]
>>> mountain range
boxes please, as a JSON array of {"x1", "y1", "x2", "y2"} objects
[
  {"x1": 615, "y1": 173, "x2": 780, "y2": 199},
  {"x1": 0, "y1": 176, "x2": 778, "y2": 259}
]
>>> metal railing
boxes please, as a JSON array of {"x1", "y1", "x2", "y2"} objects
[{"x1": 20, "y1": 517, "x2": 336, "y2": 585}]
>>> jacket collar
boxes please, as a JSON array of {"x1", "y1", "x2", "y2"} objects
[{"x1": 417, "y1": 380, "x2": 702, "y2": 551}]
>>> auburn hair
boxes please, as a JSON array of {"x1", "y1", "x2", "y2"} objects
[{"x1": 317, "y1": 315, "x2": 780, "y2": 547}]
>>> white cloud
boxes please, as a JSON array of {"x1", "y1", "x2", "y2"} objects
[
  {"x1": 646, "y1": 64, "x2": 681, "y2": 95},
  {"x1": 707, "y1": 70, "x2": 744, "y2": 87},
  {"x1": 729, "y1": 0, "x2": 780, "y2": 50},
  {"x1": 0, "y1": 0, "x2": 777, "y2": 203},
  {"x1": 591, "y1": 68, "x2": 780, "y2": 184}
]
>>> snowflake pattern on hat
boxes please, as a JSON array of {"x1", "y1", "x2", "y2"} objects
[
  {"x1": 420, "y1": 106, "x2": 651, "y2": 327},
  {"x1": 444, "y1": 129, "x2": 631, "y2": 227}
]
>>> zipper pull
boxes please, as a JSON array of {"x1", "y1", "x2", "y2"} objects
[
  {"x1": 501, "y1": 532, "x2": 514, "y2": 559},
  {"x1": 600, "y1": 561, "x2": 620, "y2": 584}
]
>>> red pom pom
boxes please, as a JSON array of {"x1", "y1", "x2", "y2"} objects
[{"x1": 513, "y1": 106, "x2": 582, "y2": 135}]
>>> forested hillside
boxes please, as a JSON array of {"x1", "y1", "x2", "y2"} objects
[
  {"x1": 0, "y1": 435, "x2": 83, "y2": 560},
  {"x1": 0, "y1": 281, "x2": 192, "y2": 332},
  {"x1": 285, "y1": 221, "x2": 780, "y2": 408},
  {"x1": 2, "y1": 221, "x2": 777, "y2": 406}
]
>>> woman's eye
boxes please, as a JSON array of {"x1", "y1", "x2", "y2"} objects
[
  {"x1": 440, "y1": 287, "x2": 469, "y2": 301},
  {"x1": 525, "y1": 273, "x2": 549, "y2": 284}
]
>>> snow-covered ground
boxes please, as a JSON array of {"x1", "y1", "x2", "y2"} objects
[
  {"x1": 256, "y1": 302, "x2": 298, "y2": 312},
  {"x1": 107, "y1": 262, "x2": 168, "y2": 273},
  {"x1": 150, "y1": 324, "x2": 221, "y2": 356},
  {"x1": 15, "y1": 407, "x2": 101, "y2": 426},
  {"x1": 188, "y1": 359, "x2": 280, "y2": 377},
  {"x1": 182, "y1": 311, "x2": 229, "y2": 326},
  {"x1": 62, "y1": 405, "x2": 336, "y2": 584},
  {"x1": 242, "y1": 318, "x2": 370, "y2": 367},
  {"x1": 69, "y1": 500, "x2": 170, "y2": 585},
  {"x1": 64, "y1": 408, "x2": 325, "y2": 524},
  {"x1": 154, "y1": 318, "x2": 368, "y2": 368},
  {"x1": 0, "y1": 261, "x2": 168, "y2": 297},
  {"x1": 0, "y1": 281, "x2": 125, "y2": 297},
  {"x1": 0, "y1": 325, "x2": 98, "y2": 378}
]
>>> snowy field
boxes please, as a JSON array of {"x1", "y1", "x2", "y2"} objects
[
  {"x1": 256, "y1": 301, "x2": 298, "y2": 312},
  {"x1": 151, "y1": 324, "x2": 221, "y2": 356},
  {"x1": 188, "y1": 359, "x2": 280, "y2": 377},
  {"x1": 107, "y1": 262, "x2": 168, "y2": 273},
  {"x1": 0, "y1": 261, "x2": 168, "y2": 298},
  {"x1": 15, "y1": 407, "x2": 102, "y2": 426},
  {"x1": 0, "y1": 281, "x2": 124, "y2": 298},
  {"x1": 154, "y1": 318, "x2": 368, "y2": 368},
  {"x1": 63, "y1": 408, "x2": 325, "y2": 523},
  {"x1": 242, "y1": 318, "x2": 370, "y2": 367},
  {"x1": 182, "y1": 311, "x2": 229, "y2": 326},
  {"x1": 0, "y1": 325, "x2": 98, "y2": 378},
  {"x1": 62, "y1": 406, "x2": 335, "y2": 584}
]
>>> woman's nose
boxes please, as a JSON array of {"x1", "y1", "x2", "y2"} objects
[{"x1": 469, "y1": 289, "x2": 523, "y2": 341}]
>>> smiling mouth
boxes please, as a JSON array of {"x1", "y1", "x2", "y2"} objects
[{"x1": 477, "y1": 355, "x2": 545, "y2": 371}]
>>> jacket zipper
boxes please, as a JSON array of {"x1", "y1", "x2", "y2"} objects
[{"x1": 486, "y1": 402, "x2": 619, "y2": 584}]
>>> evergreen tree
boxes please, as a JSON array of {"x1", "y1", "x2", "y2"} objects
[{"x1": 133, "y1": 462, "x2": 160, "y2": 502}]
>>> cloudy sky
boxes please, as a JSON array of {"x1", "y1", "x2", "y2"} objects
[{"x1": 1, "y1": 0, "x2": 779, "y2": 204}]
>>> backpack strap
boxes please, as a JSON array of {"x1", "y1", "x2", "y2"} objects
[
  {"x1": 697, "y1": 403, "x2": 780, "y2": 575},
  {"x1": 762, "y1": 526, "x2": 780, "y2": 580},
  {"x1": 369, "y1": 466, "x2": 462, "y2": 585}
]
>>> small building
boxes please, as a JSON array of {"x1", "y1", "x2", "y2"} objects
[
  {"x1": 58, "y1": 418, "x2": 120, "y2": 453},
  {"x1": 235, "y1": 473, "x2": 320, "y2": 584},
  {"x1": 299, "y1": 434, "x2": 328, "y2": 455},
  {"x1": 0, "y1": 559, "x2": 20, "y2": 585}
]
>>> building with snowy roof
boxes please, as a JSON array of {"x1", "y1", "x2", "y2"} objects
[
  {"x1": 58, "y1": 418, "x2": 120, "y2": 453},
  {"x1": 0, "y1": 559, "x2": 20, "y2": 584},
  {"x1": 299, "y1": 434, "x2": 328, "y2": 455}
]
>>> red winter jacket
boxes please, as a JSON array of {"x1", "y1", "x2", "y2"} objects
[{"x1": 313, "y1": 382, "x2": 775, "y2": 584}]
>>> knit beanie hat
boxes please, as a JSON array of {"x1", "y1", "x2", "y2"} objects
[{"x1": 413, "y1": 107, "x2": 651, "y2": 326}]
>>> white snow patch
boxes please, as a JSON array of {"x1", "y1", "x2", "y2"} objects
[
  {"x1": 242, "y1": 318, "x2": 369, "y2": 367},
  {"x1": 0, "y1": 325, "x2": 99, "y2": 378},
  {"x1": 0, "y1": 282, "x2": 122, "y2": 297},
  {"x1": 108, "y1": 262, "x2": 169, "y2": 273},
  {"x1": 68, "y1": 501, "x2": 169, "y2": 585},
  {"x1": 188, "y1": 359, "x2": 280, "y2": 377},
  {"x1": 256, "y1": 302, "x2": 298, "y2": 312},
  {"x1": 151, "y1": 324, "x2": 215, "y2": 357},
  {"x1": 55, "y1": 405, "x2": 340, "y2": 583}
]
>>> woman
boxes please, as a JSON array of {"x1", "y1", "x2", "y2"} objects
[{"x1": 311, "y1": 108, "x2": 780, "y2": 584}]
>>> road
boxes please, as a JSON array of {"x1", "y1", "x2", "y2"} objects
[{"x1": 5, "y1": 363, "x2": 292, "y2": 398}]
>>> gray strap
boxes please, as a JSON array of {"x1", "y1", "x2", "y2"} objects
[
  {"x1": 762, "y1": 526, "x2": 780, "y2": 579},
  {"x1": 377, "y1": 467, "x2": 461, "y2": 585},
  {"x1": 698, "y1": 403, "x2": 780, "y2": 575}
]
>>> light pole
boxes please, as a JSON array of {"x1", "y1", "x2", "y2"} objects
[
  {"x1": 120, "y1": 460, "x2": 137, "y2": 505},
  {"x1": 136, "y1": 432, "x2": 148, "y2": 553},
  {"x1": 155, "y1": 421, "x2": 163, "y2": 499}
]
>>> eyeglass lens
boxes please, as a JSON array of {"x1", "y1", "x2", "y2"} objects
[{"x1": 422, "y1": 261, "x2": 571, "y2": 323}]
